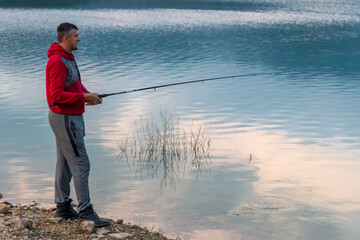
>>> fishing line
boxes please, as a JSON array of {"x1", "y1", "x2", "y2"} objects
[{"x1": 97, "y1": 73, "x2": 273, "y2": 98}]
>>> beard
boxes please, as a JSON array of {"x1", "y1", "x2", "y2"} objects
[{"x1": 71, "y1": 42, "x2": 79, "y2": 51}]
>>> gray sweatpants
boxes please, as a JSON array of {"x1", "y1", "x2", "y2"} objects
[{"x1": 48, "y1": 110, "x2": 91, "y2": 211}]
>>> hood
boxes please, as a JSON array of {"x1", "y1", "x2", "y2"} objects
[{"x1": 47, "y1": 42, "x2": 75, "y2": 61}]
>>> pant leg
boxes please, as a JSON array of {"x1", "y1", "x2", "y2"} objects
[
  {"x1": 54, "y1": 140, "x2": 72, "y2": 203},
  {"x1": 48, "y1": 110, "x2": 91, "y2": 211}
]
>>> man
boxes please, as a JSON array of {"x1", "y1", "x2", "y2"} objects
[{"x1": 46, "y1": 22, "x2": 110, "y2": 227}]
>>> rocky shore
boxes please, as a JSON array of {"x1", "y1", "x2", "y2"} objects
[{"x1": 0, "y1": 193, "x2": 177, "y2": 240}]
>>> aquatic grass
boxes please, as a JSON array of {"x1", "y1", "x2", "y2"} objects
[{"x1": 118, "y1": 110, "x2": 212, "y2": 188}]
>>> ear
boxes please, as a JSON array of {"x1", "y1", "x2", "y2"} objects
[{"x1": 63, "y1": 35, "x2": 69, "y2": 42}]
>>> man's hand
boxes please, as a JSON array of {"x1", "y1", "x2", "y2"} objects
[{"x1": 84, "y1": 92, "x2": 102, "y2": 105}]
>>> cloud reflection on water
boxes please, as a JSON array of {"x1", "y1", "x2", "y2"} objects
[
  {"x1": 92, "y1": 104, "x2": 360, "y2": 239},
  {"x1": 3, "y1": 158, "x2": 54, "y2": 206}
]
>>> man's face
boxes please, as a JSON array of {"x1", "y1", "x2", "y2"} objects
[{"x1": 66, "y1": 29, "x2": 80, "y2": 52}]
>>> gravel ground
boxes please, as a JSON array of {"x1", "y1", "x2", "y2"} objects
[{"x1": 0, "y1": 199, "x2": 178, "y2": 240}]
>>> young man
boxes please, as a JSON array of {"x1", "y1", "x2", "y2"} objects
[{"x1": 46, "y1": 22, "x2": 110, "y2": 227}]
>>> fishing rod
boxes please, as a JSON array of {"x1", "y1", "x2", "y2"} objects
[
  {"x1": 97, "y1": 72, "x2": 272, "y2": 98},
  {"x1": 49, "y1": 73, "x2": 272, "y2": 106}
]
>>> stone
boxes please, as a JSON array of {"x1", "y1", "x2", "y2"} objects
[
  {"x1": 14, "y1": 217, "x2": 32, "y2": 230},
  {"x1": 96, "y1": 228, "x2": 109, "y2": 234},
  {"x1": 0, "y1": 204, "x2": 9, "y2": 214},
  {"x1": 115, "y1": 219, "x2": 124, "y2": 224},
  {"x1": 24, "y1": 210, "x2": 33, "y2": 215},
  {"x1": 50, "y1": 217, "x2": 63, "y2": 224},
  {"x1": 2, "y1": 201, "x2": 12, "y2": 207},
  {"x1": 0, "y1": 192, "x2": 2, "y2": 199},
  {"x1": 0, "y1": 222, "x2": 5, "y2": 230},
  {"x1": 24, "y1": 219, "x2": 33, "y2": 229},
  {"x1": 89, "y1": 233, "x2": 98, "y2": 238},
  {"x1": 80, "y1": 220, "x2": 95, "y2": 234},
  {"x1": 109, "y1": 232, "x2": 132, "y2": 239},
  {"x1": 96, "y1": 228, "x2": 110, "y2": 237}
]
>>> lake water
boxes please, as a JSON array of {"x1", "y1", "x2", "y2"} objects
[{"x1": 1, "y1": 0, "x2": 360, "y2": 239}]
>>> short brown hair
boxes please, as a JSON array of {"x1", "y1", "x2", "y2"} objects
[{"x1": 57, "y1": 22, "x2": 78, "y2": 43}]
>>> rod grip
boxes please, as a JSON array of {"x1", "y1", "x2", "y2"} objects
[{"x1": 49, "y1": 93, "x2": 105, "y2": 106}]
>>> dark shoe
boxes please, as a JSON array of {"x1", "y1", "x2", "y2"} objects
[
  {"x1": 55, "y1": 199, "x2": 79, "y2": 219},
  {"x1": 79, "y1": 205, "x2": 111, "y2": 227}
]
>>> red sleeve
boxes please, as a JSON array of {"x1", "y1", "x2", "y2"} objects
[{"x1": 48, "y1": 61, "x2": 84, "y2": 104}]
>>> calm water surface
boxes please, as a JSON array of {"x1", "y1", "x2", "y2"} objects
[{"x1": 0, "y1": 0, "x2": 360, "y2": 239}]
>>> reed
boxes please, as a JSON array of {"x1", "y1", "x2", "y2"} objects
[{"x1": 118, "y1": 110, "x2": 212, "y2": 188}]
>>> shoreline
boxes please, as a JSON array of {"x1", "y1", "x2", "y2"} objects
[{"x1": 0, "y1": 197, "x2": 178, "y2": 240}]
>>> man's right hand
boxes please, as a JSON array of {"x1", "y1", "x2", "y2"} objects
[{"x1": 84, "y1": 92, "x2": 102, "y2": 105}]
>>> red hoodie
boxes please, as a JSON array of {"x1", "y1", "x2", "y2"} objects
[{"x1": 46, "y1": 42, "x2": 89, "y2": 115}]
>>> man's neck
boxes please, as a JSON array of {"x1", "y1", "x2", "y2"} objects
[{"x1": 59, "y1": 42, "x2": 72, "y2": 53}]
